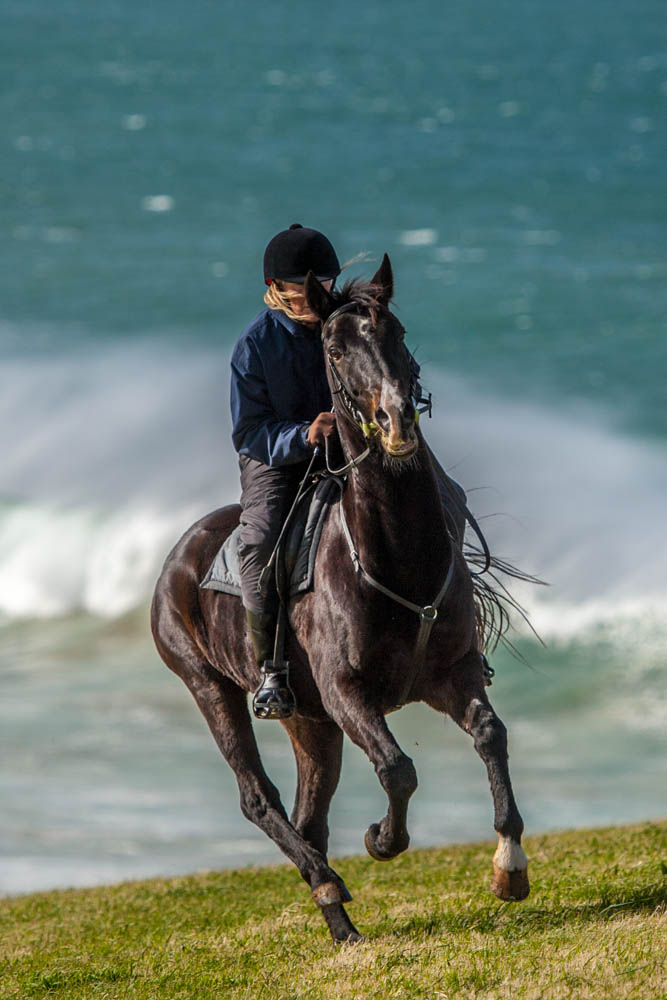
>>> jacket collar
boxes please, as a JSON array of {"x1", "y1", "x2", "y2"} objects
[{"x1": 268, "y1": 308, "x2": 321, "y2": 338}]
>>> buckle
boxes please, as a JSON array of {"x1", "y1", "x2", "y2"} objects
[
  {"x1": 481, "y1": 654, "x2": 495, "y2": 686},
  {"x1": 416, "y1": 391, "x2": 432, "y2": 419}
]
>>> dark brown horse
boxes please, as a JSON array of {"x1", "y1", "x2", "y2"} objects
[{"x1": 151, "y1": 256, "x2": 529, "y2": 943}]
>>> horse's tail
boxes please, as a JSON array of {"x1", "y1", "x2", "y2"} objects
[{"x1": 464, "y1": 544, "x2": 546, "y2": 658}]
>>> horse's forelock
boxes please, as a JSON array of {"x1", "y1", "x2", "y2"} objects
[{"x1": 332, "y1": 279, "x2": 388, "y2": 330}]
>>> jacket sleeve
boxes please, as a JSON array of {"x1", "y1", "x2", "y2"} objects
[{"x1": 230, "y1": 339, "x2": 312, "y2": 467}]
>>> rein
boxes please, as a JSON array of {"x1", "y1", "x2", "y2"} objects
[{"x1": 323, "y1": 433, "x2": 371, "y2": 476}]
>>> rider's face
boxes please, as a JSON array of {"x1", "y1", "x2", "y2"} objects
[{"x1": 279, "y1": 279, "x2": 334, "y2": 320}]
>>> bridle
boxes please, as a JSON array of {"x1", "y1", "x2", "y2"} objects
[
  {"x1": 321, "y1": 301, "x2": 431, "y2": 475},
  {"x1": 319, "y1": 303, "x2": 374, "y2": 475}
]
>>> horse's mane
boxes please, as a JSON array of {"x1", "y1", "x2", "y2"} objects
[{"x1": 468, "y1": 549, "x2": 545, "y2": 659}]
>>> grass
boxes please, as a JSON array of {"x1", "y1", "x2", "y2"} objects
[{"x1": 1, "y1": 821, "x2": 666, "y2": 999}]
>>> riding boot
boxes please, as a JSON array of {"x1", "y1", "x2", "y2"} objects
[{"x1": 245, "y1": 609, "x2": 296, "y2": 720}]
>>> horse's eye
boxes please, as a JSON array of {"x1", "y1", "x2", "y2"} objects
[{"x1": 328, "y1": 347, "x2": 343, "y2": 362}]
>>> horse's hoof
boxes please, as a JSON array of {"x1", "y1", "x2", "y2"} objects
[
  {"x1": 364, "y1": 824, "x2": 407, "y2": 861},
  {"x1": 365, "y1": 824, "x2": 390, "y2": 861},
  {"x1": 312, "y1": 881, "x2": 352, "y2": 907},
  {"x1": 490, "y1": 864, "x2": 530, "y2": 902},
  {"x1": 336, "y1": 929, "x2": 366, "y2": 945},
  {"x1": 321, "y1": 902, "x2": 362, "y2": 944}
]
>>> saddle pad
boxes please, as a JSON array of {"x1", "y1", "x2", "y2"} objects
[{"x1": 200, "y1": 476, "x2": 339, "y2": 598}]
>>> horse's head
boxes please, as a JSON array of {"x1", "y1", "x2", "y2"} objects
[{"x1": 305, "y1": 255, "x2": 419, "y2": 462}]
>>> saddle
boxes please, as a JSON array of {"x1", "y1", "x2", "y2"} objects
[{"x1": 200, "y1": 476, "x2": 340, "y2": 598}]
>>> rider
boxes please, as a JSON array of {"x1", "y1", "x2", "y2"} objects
[
  {"x1": 230, "y1": 223, "x2": 468, "y2": 721},
  {"x1": 230, "y1": 224, "x2": 339, "y2": 719}
]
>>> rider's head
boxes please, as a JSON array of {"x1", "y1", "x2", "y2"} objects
[{"x1": 263, "y1": 223, "x2": 339, "y2": 324}]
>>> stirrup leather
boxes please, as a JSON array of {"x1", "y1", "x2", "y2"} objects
[{"x1": 252, "y1": 660, "x2": 296, "y2": 720}]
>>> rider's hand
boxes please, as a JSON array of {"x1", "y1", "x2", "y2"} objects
[{"x1": 307, "y1": 412, "x2": 337, "y2": 449}]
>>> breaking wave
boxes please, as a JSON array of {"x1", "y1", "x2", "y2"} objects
[{"x1": 1, "y1": 342, "x2": 665, "y2": 635}]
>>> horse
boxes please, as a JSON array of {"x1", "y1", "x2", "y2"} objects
[{"x1": 151, "y1": 255, "x2": 529, "y2": 944}]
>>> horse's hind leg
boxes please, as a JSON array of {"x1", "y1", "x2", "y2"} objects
[
  {"x1": 281, "y1": 715, "x2": 343, "y2": 857},
  {"x1": 173, "y1": 658, "x2": 361, "y2": 941},
  {"x1": 281, "y1": 715, "x2": 361, "y2": 942},
  {"x1": 427, "y1": 650, "x2": 529, "y2": 901}
]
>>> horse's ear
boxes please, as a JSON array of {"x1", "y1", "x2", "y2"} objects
[
  {"x1": 304, "y1": 271, "x2": 336, "y2": 322},
  {"x1": 370, "y1": 253, "x2": 393, "y2": 304}
]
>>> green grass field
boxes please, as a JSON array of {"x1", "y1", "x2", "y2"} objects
[{"x1": 1, "y1": 821, "x2": 665, "y2": 1000}]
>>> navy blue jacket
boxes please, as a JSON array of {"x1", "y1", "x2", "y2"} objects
[{"x1": 230, "y1": 308, "x2": 332, "y2": 467}]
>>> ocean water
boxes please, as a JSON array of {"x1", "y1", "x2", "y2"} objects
[{"x1": 2, "y1": 0, "x2": 666, "y2": 894}]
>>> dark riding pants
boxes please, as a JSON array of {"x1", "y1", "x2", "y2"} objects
[
  {"x1": 237, "y1": 452, "x2": 467, "y2": 615},
  {"x1": 238, "y1": 456, "x2": 308, "y2": 614}
]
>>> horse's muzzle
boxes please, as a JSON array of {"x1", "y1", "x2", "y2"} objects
[{"x1": 381, "y1": 432, "x2": 419, "y2": 460}]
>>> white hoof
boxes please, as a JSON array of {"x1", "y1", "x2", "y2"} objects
[{"x1": 490, "y1": 836, "x2": 529, "y2": 902}]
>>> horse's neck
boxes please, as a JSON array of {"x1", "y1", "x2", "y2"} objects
[{"x1": 341, "y1": 436, "x2": 452, "y2": 592}]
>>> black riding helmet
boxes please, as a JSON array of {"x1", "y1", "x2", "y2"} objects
[{"x1": 263, "y1": 223, "x2": 340, "y2": 285}]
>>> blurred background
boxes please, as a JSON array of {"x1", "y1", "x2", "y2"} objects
[{"x1": 1, "y1": 0, "x2": 665, "y2": 894}]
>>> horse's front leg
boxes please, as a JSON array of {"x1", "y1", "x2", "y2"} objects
[
  {"x1": 165, "y1": 651, "x2": 361, "y2": 942},
  {"x1": 325, "y1": 679, "x2": 418, "y2": 861},
  {"x1": 279, "y1": 714, "x2": 360, "y2": 942},
  {"x1": 426, "y1": 649, "x2": 529, "y2": 901}
]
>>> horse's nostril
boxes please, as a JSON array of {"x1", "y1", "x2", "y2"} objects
[{"x1": 374, "y1": 407, "x2": 390, "y2": 431}]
